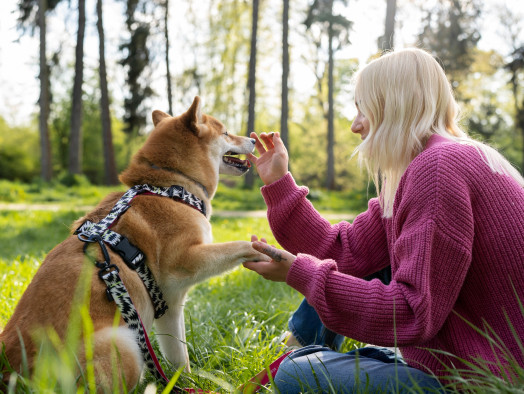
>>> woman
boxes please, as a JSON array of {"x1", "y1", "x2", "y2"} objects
[{"x1": 243, "y1": 48, "x2": 524, "y2": 393}]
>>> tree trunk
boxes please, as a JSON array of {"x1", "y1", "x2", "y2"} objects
[
  {"x1": 281, "y1": 0, "x2": 290, "y2": 151},
  {"x1": 244, "y1": 0, "x2": 259, "y2": 188},
  {"x1": 68, "y1": 0, "x2": 86, "y2": 175},
  {"x1": 518, "y1": 96, "x2": 524, "y2": 175},
  {"x1": 326, "y1": 0, "x2": 335, "y2": 190},
  {"x1": 97, "y1": 0, "x2": 118, "y2": 185},
  {"x1": 39, "y1": 0, "x2": 52, "y2": 181},
  {"x1": 378, "y1": 0, "x2": 397, "y2": 51},
  {"x1": 509, "y1": 69, "x2": 524, "y2": 175},
  {"x1": 164, "y1": 0, "x2": 173, "y2": 115},
  {"x1": 521, "y1": 113, "x2": 524, "y2": 176}
]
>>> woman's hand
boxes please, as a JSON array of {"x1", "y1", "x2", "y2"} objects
[
  {"x1": 243, "y1": 235, "x2": 296, "y2": 282},
  {"x1": 247, "y1": 132, "x2": 289, "y2": 185}
]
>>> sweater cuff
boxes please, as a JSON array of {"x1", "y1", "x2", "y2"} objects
[
  {"x1": 260, "y1": 172, "x2": 308, "y2": 206},
  {"x1": 286, "y1": 254, "x2": 336, "y2": 300}
]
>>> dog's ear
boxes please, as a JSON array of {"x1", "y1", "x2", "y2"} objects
[
  {"x1": 185, "y1": 96, "x2": 205, "y2": 136},
  {"x1": 152, "y1": 110, "x2": 170, "y2": 127}
]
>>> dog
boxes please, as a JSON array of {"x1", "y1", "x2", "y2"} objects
[{"x1": 0, "y1": 96, "x2": 270, "y2": 391}]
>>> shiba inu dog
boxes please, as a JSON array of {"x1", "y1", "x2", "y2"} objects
[{"x1": 0, "y1": 97, "x2": 270, "y2": 390}]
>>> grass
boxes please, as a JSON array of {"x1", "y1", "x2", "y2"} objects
[
  {"x1": 1, "y1": 181, "x2": 523, "y2": 392},
  {"x1": 0, "y1": 178, "x2": 370, "y2": 213},
  {"x1": 0, "y1": 207, "x2": 309, "y2": 392},
  {"x1": 0, "y1": 178, "x2": 125, "y2": 207}
]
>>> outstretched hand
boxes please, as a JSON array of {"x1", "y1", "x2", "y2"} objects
[
  {"x1": 243, "y1": 235, "x2": 296, "y2": 282},
  {"x1": 247, "y1": 132, "x2": 289, "y2": 185}
]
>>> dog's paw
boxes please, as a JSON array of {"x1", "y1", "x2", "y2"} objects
[
  {"x1": 248, "y1": 247, "x2": 273, "y2": 263},
  {"x1": 235, "y1": 241, "x2": 270, "y2": 263}
]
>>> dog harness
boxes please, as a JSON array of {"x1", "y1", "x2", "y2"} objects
[{"x1": 75, "y1": 184, "x2": 206, "y2": 388}]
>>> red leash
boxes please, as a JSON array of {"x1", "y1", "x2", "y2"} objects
[
  {"x1": 141, "y1": 321, "x2": 292, "y2": 393},
  {"x1": 237, "y1": 351, "x2": 293, "y2": 393}
]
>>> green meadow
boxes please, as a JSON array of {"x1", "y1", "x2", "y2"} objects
[
  {"x1": 0, "y1": 181, "x2": 523, "y2": 392},
  {"x1": 0, "y1": 207, "x2": 305, "y2": 392}
]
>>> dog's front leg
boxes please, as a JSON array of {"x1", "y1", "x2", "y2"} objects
[
  {"x1": 154, "y1": 294, "x2": 191, "y2": 372},
  {"x1": 184, "y1": 241, "x2": 271, "y2": 283}
]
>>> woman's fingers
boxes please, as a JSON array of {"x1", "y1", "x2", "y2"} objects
[
  {"x1": 250, "y1": 132, "x2": 267, "y2": 155},
  {"x1": 250, "y1": 131, "x2": 286, "y2": 156},
  {"x1": 246, "y1": 152, "x2": 258, "y2": 166},
  {"x1": 271, "y1": 132, "x2": 287, "y2": 154},
  {"x1": 245, "y1": 241, "x2": 295, "y2": 282},
  {"x1": 259, "y1": 132, "x2": 275, "y2": 150}
]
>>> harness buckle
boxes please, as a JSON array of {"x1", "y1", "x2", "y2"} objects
[{"x1": 111, "y1": 236, "x2": 144, "y2": 270}]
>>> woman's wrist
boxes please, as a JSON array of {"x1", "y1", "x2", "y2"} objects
[{"x1": 264, "y1": 173, "x2": 287, "y2": 185}]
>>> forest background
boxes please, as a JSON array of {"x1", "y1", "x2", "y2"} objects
[{"x1": 0, "y1": 0, "x2": 524, "y2": 194}]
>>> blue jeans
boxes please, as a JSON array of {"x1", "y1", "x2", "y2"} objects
[{"x1": 277, "y1": 299, "x2": 443, "y2": 393}]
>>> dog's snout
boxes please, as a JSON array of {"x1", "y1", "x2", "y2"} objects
[{"x1": 250, "y1": 138, "x2": 256, "y2": 145}]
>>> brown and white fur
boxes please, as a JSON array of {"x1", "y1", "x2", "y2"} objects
[{"x1": 0, "y1": 96, "x2": 270, "y2": 390}]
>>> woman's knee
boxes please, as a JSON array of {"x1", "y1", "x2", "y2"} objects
[{"x1": 273, "y1": 346, "x2": 350, "y2": 393}]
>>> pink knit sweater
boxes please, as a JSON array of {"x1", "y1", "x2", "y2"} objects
[{"x1": 261, "y1": 134, "x2": 524, "y2": 379}]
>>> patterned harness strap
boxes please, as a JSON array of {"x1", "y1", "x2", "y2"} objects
[
  {"x1": 84, "y1": 184, "x2": 206, "y2": 235},
  {"x1": 101, "y1": 268, "x2": 170, "y2": 383},
  {"x1": 75, "y1": 184, "x2": 207, "y2": 388},
  {"x1": 77, "y1": 220, "x2": 168, "y2": 318}
]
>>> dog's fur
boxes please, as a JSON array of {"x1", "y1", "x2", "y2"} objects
[{"x1": 0, "y1": 97, "x2": 269, "y2": 390}]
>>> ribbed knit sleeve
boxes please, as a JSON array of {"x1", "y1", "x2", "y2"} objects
[{"x1": 261, "y1": 173, "x2": 390, "y2": 277}]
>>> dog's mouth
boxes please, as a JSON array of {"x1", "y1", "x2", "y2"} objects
[{"x1": 223, "y1": 152, "x2": 251, "y2": 170}]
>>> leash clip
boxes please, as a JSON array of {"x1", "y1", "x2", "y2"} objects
[{"x1": 77, "y1": 232, "x2": 100, "y2": 243}]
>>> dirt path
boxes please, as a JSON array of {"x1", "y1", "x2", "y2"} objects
[{"x1": 0, "y1": 203, "x2": 356, "y2": 220}]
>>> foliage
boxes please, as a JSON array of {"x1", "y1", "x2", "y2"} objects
[
  {"x1": 0, "y1": 179, "x2": 124, "y2": 206},
  {"x1": 289, "y1": 87, "x2": 369, "y2": 193},
  {"x1": 197, "y1": 0, "x2": 252, "y2": 132},
  {"x1": 120, "y1": 0, "x2": 155, "y2": 136},
  {"x1": 0, "y1": 117, "x2": 40, "y2": 182},
  {"x1": 459, "y1": 49, "x2": 524, "y2": 172},
  {"x1": 418, "y1": 0, "x2": 482, "y2": 92},
  {"x1": 7, "y1": 0, "x2": 524, "y2": 190},
  {"x1": 504, "y1": 45, "x2": 524, "y2": 172},
  {"x1": 304, "y1": 0, "x2": 352, "y2": 45},
  {"x1": 16, "y1": 0, "x2": 63, "y2": 33},
  {"x1": 48, "y1": 79, "x2": 145, "y2": 184}
]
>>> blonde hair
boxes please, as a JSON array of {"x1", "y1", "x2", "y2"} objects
[{"x1": 354, "y1": 47, "x2": 524, "y2": 218}]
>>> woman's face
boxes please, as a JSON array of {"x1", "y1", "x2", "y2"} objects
[{"x1": 351, "y1": 105, "x2": 370, "y2": 140}]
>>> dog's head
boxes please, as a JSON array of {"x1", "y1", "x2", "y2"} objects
[{"x1": 120, "y1": 97, "x2": 255, "y2": 196}]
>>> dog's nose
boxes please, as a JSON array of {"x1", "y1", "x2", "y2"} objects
[{"x1": 250, "y1": 138, "x2": 256, "y2": 145}]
